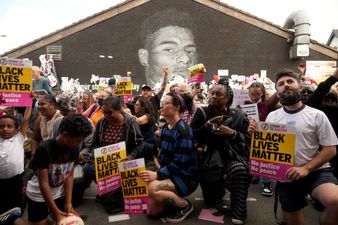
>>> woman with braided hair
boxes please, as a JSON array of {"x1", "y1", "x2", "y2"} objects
[{"x1": 190, "y1": 78, "x2": 251, "y2": 225}]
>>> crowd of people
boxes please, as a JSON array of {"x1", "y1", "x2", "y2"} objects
[{"x1": 1, "y1": 66, "x2": 338, "y2": 225}]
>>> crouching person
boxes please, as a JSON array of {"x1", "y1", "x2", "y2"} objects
[
  {"x1": 190, "y1": 79, "x2": 251, "y2": 225},
  {"x1": 25, "y1": 114, "x2": 93, "y2": 225},
  {"x1": 140, "y1": 93, "x2": 199, "y2": 223}
]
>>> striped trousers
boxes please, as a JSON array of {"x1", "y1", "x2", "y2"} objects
[{"x1": 200, "y1": 160, "x2": 250, "y2": 220}]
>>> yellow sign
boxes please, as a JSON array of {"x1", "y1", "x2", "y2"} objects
[
  {"x1": 250, "y1": 130, "x2": 295, "y2": 165},
  {"x1": 95, "y1": 149, "x2": 126, "y2": 181},
  {"x1": 114, "y1": 77, "x2": 132, "y2": 96},
  {"x1": 94, "y1": 142, "x2": 127, "y2": 195},
  {"x1": 119, "y1": 159, "x2": 148, "y2": 198},
  {"x1": 0, "y1": 65, "x2": 32, "y2": 92},
  {"x1": 119, "y1": 158, "x2": 149, "y2": 214},
  {"x1": 249, "y1": 122, "x2": 296, "y2": 181}
]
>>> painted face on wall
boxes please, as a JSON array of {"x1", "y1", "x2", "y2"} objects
[{"x1": 139, "y1": 26, "x2": 198, "y2": 87}]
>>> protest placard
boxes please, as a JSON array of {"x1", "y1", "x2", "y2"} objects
[
  {"x1": 240, "y1": 103, "x2": 259, "y2": 122},
  {"x1": 305, "y1": 61, "x2": 336, "y2": 84},
  {"x1": 188, "y1": 63, "x2": 205, "y2": 84},
  {"x1": 114, "y1": 77, "x2": 132, "y2": 96},
  {"x1": 119, "y1": 158, "x2": 150, "y2": 215},
  {"x1": 0, "y1": 57, "x2": 32, "y2": 106},
  {"x1": 94, "y1": 141, "x2": 127, "y2": 196},
  {"x1": 231, "y1": 89, "x2": 250, "y2": 108},
  {"x1": 249, "y1": 122, "x2": 296, "y2": 182},
  {"x1": 123, "y1": 95, "x2": 133, "y2": 104}
]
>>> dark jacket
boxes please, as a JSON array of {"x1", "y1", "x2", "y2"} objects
[
  {"x1": 92, "y1": 112, "x2": 144, "y2": 159},
  {"x1": 190, "y1": 105, "x2": 251, "y2": 162},
  {"x1": 307, "y1": 75, "x2": 338, "y2": 136}
]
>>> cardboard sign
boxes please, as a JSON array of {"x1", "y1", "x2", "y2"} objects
[
  {"x1": 188, "y1": 64, "x2": 205, "y2": 84},
  {"x1": 94, "y1": 142, "x2": 127, "y2": 196},
  {"x1": 114, "y1": 77, "x2": 132, "y2": 96},
  {"x1": 119, "y1": 158, "x2": 150, "y2": 215},
  {"x1": 249, "y1": 122, "x2": 296, "y2": 182},
  {"x1": 240, "y1": 103, "x2": 259, "y2": 122},
  {"x1": 231, "y1": 89, "x2": 250, "y2": 108},
  {"x1": 188, "y1": 73, "x2": 204, "y2": 84},
  {"x1": 305, "y1": 61, "x2": 336, "y2": 84},
  {"x1": 0, "y1": 57, "x2": 32, "y2": 106},
  {"x1": 123, "y1": 95, "x2": 133, "y2": 104}
]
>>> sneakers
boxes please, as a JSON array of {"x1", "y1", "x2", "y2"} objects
[
  {"x1": 261, "y1": 183, "x2": 273, "y2": 197},
  {"x1": 0, "y1": 207, "x2": 21, "y2": 224},
  {"x1": 232, "y1": 218, "x2": 245, "y2": 225},
  {"x1": 165, "y1": 200, "x2": 193, "y2": 223}
]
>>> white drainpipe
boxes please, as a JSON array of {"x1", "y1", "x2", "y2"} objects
[{"x1": 283, "y1": 10, "x2": 310, "y2": 59}]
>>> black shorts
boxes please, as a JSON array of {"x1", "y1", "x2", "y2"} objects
[
  {"x1": 277, "y1": 168, "x2": 337, "y2": 212},
  {"x1": 27, "y1": 197, "x2": 65, "y2": 222},
  {"x1": 0, "y1": 174, "x2": 23, "y2": 214}
]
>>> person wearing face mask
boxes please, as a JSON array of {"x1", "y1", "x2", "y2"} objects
[{"x1": 82, "y1": 90, "x2": 112, "y2": 127}]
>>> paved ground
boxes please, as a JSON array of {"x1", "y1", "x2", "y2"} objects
[{"x1": 42, "y1": 182, "x2": 321, "y2": 225}]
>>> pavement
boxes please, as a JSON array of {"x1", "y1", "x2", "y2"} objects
[{"x1": 57, "y1": 182, "x2": 322, "y2": 225}]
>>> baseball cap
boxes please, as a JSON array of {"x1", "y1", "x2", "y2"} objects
[
  {"x1": 56, "y1": 93, "x2": 78, "y2": 112},
  {"x1": 141, "y1": 85, "x2": 152, "y2": 91}
]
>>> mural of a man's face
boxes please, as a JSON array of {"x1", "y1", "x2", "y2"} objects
[{"x1": 139, "y1": 25, "x2": 198, "y2": 87}]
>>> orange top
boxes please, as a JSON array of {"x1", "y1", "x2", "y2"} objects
[{"x1": 90, "y1": 108, "x2": 104, "y2": 127}]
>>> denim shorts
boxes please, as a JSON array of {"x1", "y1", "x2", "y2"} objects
[{"x1": 277, "y1": 168, "x2": 337, "y2": 212}]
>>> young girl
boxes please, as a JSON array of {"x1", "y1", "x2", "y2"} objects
[{"x1": 0, "y1": 106, "x2": 32, "y2": 225}]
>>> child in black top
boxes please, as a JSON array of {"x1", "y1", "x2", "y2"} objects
[{"x1": 26, "y1": 114, "x2": 92, "y2": 225}]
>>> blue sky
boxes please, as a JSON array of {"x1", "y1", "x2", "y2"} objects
[{"x1": 0, "y1": 0, "x2": 337, "y2": 54}]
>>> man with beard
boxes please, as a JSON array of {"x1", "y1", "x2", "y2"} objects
[
  {"x1": 264, "y1": 70, "x2": 338, "y2": 225},
  {"x1": 138, "y1": 9, "x2": 198, "y2": 88}
]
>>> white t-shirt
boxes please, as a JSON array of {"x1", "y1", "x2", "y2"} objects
[
  {"x1": 266, "y1": 105, "x2": 338, "y2": 169},
  {"x1": 26, "y1": 175, "x2": 65, "y2": 202},
  {"x1": 0, "y1": 132, "x2": 26, "y2": 179}
]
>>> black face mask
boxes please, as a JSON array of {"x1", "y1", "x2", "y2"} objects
[
  {"x1": 279, "y1": 89, "x2": 301, "y2": 106},
  {"x1": 98, "y1": 98, "x2": 104, "y2": 106}
]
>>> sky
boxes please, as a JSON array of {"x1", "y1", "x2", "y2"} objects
[{"x1": 0, "y1": 0, "x2": 337, "y2": 55}]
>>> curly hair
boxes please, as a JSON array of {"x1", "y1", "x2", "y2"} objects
[
  {"x1": 59, "y1": 114, "x2": 93, "y2": 137},
  {"x1": 134, "y1": 96, "x2": 156, "y2": 121}
]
